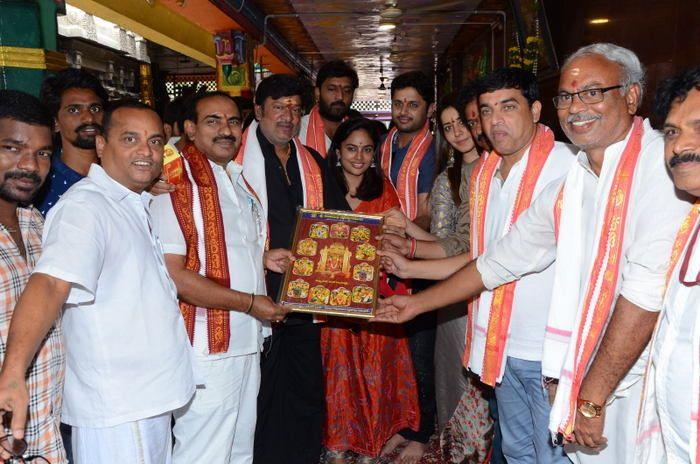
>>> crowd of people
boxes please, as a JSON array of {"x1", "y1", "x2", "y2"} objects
[{"x1": 0, "y1": 40, "x2": 696, "y2": 464}]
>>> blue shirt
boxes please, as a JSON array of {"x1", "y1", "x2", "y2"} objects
[
  {"x1": 387, "y1": 132, "x2": 437, "y2": 194},
  {"x1": 36, "y1": 151, "x2": 86, "y2": 216}
]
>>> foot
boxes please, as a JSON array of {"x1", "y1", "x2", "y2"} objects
[
  {"x1": 395, "y1": 440, "x2": 427, "y2": 464},
  {"x1": 380, "y1": 433, "x2": 407, "y2": 457}
]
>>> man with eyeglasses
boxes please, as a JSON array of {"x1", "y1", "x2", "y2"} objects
[
  {"x1": 375, "y1": 42, "x2": 693, "y2": 464},
  {"x1": 636, "y1": 67, "x2": 700, "y2": 463},
  {"x1": 150, "y1": 91, "x2": 289, "y2": 463},
  {"x1": 236, "y1": 74, "x2": 346, "y2": 464}
]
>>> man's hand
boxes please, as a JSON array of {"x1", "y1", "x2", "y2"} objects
[
  {"x1": 372, "y1": 295, "x2": 419, "y2": 323},
  {"x1": 249, "y1": 294, "x2": 290, "y2": 322},
  {"x1": 0, "y1": 373, "x2": 28, "y2": 459},
  {"x1": 378, "y1": 233, "x2": 410, "y2": 256},
  {"x1": 378, "y1": 249, "x2": 413, "y2": 279},
  {"x1": 573, "y1": 407, "x2": 607, "y2": 450},
  {"x1": 264, "y1": 248, "x2": 294, "y2": 273},
  {"x1": 381, "y1": 207, "x2": 408, "y2": 230},
  {"x1": 149, "y1": 178, "x2": 176, "y2": 195}
]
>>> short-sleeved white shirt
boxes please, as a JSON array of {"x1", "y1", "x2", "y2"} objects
[
  {"x1": 151, "y1": 160, "x2": 267, "y2": 359},
  {"x1": 35, "y1": 165, "x2": 196, "y2": 428},
  {"x1": 469, "y1": 141, "x2": 575, "y2": 371}
]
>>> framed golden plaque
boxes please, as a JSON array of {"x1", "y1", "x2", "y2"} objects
[{"x1": 279, "y1": 208, "x2": 384, "y2": 319}]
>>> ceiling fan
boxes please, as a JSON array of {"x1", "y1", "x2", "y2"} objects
[{"x1": 379, "y1": 0, "x2": 474, "y2": 19}]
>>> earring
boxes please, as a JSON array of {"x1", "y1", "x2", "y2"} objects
[
  {"x1": 336, "y1": 158, "x2": 341, "y2": 167},
  {"x1": 447, "y1": 147, "x2": 455, "y2": 167},
  {"x1": 370, "y1": 160, "x2": 376, "y2": 168}
]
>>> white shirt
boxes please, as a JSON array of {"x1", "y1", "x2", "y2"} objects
[
  {"x1": 653, "y1": 220, "x2": 700, "y2": 461},
  {"x1": 470, "y1": 141, "x2": 575, "y2": 373},
  {"x1": 151, "y1": 160, "x2": 267, "y2": 359},
  {"x1": 477, "y1": 119, "x2": 692, "y2": 383},
  {"x1": 35, "y1": 165, "x2": 196, "y2": 428},
  {"x1": 298, "y1": 114, "x2": 331, "y2": 153}
]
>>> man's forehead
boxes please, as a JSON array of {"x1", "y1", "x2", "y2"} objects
[
  {"x1": 267, "y1": 95, "x2": 301, "y2": 105},
  {"x1": 392, "y1": 87, "x2": 424, "y2": 102},
  {"x1": 666, "y1": 88, "x2": 700, "y2": 125},
  {"x1": 559, "y1": 55, "x2": 620, "y2": 90},
  {"x1": 0, "y1": 118, "x2": 52, "y2": 144},
  {"x1": 198, "y1": 96, "x2": 240, "y2": 117},
  {"x1": 322, "y1": 77, "x2": 353, "y2": 87},
  {"x1": 109, "y1": 108, "x2": 162, "y2": 133},
  {"x1": 61, "y1": 87, "x2": 102, "y2": 104},
  {"x1": 479, "y1": 87, "x2": 526, "y2": 105}
]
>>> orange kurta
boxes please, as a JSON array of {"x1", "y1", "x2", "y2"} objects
[{"x1": 321, "y1": 179, "x2": 420, "y2": 457}]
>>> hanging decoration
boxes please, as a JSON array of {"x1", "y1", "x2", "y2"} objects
[{"x1": 508, "y1": 0, "x2": 541, "y2": 75}]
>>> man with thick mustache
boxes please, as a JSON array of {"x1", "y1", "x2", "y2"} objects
[
  {"x1": 0, "y1": 101, "x2": 196, "y2": 463},
  {"x1": 0, "y1": 90, "x2": 65, "y2": 463},
  {"x1": 36, "y1": 69, "x2": 108, "y2": 216},
  {"x1": 381, "y1": 68, "x2": 576, "y2": 463},
  {"x1": 636, "y1": 67, "x2": 700, "y2": 464},
  {"x1": 236, "y1": 74, "x2": 345, "y2": 464},
  {"x1": 151, "y1": 91, "x2": 289, "y2": 463},
  {"x1": 299, "y1": 60, "x2": 359, "y2": 157},
  {"x1": 376, "y1": 43, "x2": 692, "y2": 464}
]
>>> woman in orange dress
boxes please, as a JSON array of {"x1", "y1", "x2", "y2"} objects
[{"x1": 321, "y1": 118, "x2": 419, "y2": 463}]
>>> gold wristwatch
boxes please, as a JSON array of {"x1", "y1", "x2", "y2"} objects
[{"x1": 577, "y1": 398, "x2": 603, "y2": 418}]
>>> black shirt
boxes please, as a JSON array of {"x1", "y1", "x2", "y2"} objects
[{"x1": 256, "y1": 127, "x2": 346, "y2": 319}]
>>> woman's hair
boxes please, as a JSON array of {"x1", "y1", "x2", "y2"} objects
[
  {"x1": 328, "y1": 117, "x2": 384, "y2": 202},
  {"x1": 436, "y1": 93, "x2": 465, "y2": 206}
]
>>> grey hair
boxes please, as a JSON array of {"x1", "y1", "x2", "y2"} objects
[{"x1": 563, "y1": 43, "x2": 646, "y2": 104}]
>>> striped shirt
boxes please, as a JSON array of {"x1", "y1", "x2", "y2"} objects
[{"x1": 0, "y1": 206, "x2": 66, "y2": 463}]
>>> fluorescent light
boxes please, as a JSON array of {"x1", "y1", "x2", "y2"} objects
[
  {"x1": 379, "y1": 19, "x2": 397, "y2": 31},
  {"x1": 589, "y1": 18, "x2": 610, "y2": 24}
]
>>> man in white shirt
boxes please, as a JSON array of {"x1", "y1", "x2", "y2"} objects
[
  {"x1": 150, "y1": 91, "x2": 289, "y2": 463},
  {"x1": 0, "y1": 101, "x2": 196, "y2": 463},
  {"x1": 635, "y1": 67, "x2": 700, "y2": 463},
  {"x1": 298, "y1": 60, "x2": 358, "y2": 157},
  {"x1": 376, "y1": 43, "x2": 692, "y2": 464},
  {"x1": 382, "y1": 68, "x2": 575, "y2": 462}
]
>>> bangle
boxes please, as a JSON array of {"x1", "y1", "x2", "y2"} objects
[
  {"x1": 246, "y1": 293, "x2": 255, "y2": 314},
  {"x1": 407, "y1": 237, "x2": 417, "y2": 259}
]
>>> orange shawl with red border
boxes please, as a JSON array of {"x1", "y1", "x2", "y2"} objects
[{"x1": 170, "y1": 143, "x2": 231, "y2": 353}]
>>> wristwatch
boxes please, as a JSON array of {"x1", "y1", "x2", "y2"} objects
[{"x1": 577, "y1": 398, "x2": 603, "y2": 418}]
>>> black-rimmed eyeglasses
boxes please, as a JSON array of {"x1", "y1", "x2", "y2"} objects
[
  {"x1": 0, "y1": 434, "x2": 50, "y2": 463},
  {"x1": 553, "y1": 85, "x2": 625, "y2": 109}
]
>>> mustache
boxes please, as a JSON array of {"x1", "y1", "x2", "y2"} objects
[
  {"x1": 4, "y1": 170, "x2": 41, "y2": 185},
  {"x1": 75, "y1": 123, "x2": 102, "y2": 134},
  {"x1": 566, "y1": 113, "x2": 602, "y2": 124},
  {"x1": 330, "y1": 101, "x2": 347, "y2": 108},
  {"x1": 213, "y1": 135, "x2": 237, "y2": 143},
  {"x1": 668, "y1": 152, "x2": 700, "y2": 168}
]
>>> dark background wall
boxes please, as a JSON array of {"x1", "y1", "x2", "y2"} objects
[{"x1": 539, "y1": 0, "x2": 700, "y2": 136}]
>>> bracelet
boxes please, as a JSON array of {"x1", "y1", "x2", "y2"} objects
[
  {"x1": 246, "y1": 293, "x2": 255, "y2": 314},
  {"x1": 407, "y1": 237, "x2": 417, "y2": 259}
]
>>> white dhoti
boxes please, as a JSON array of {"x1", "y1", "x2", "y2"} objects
[
  {"x1": 72, "y1": 412, "x2": 173, "y2": 464},
  {"x1": 565, "y1": 377, "x2": 643, "y2": 464},
  {"x1": 172, "y1": 352, "x2": 261, "y2": 464}
]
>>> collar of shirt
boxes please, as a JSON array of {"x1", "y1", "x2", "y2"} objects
[
  {"x1": 575, "y1": 119, "x2": 639, "y2": 178},
  {"x1": 256, "y1": 125, "x2": 296, "y2": 163},
  {"x1": 493, "y1": 144, "x2": 530, "y2": 184},
  {"x1": 52, "y1": 149, "x2": 86, "y2": 183},
  {"x1": 87, "y1": 164, "x2": 153, "y2": 209}
]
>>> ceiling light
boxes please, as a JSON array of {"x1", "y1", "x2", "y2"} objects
[
  {"x1": 589, "y1": 18, "x2": 610, "y2": 24},
  {"x1": 379, "y1": 19, "x2": 397, "y2": 31}
]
